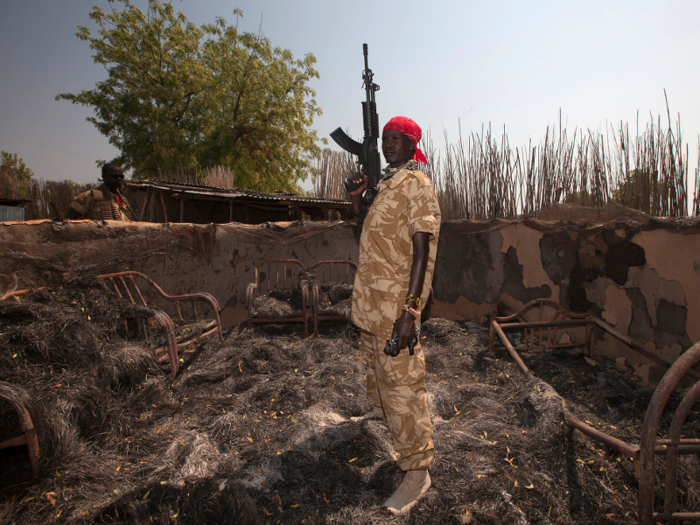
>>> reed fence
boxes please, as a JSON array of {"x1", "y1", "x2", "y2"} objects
[
  {"x1": 313, "y1": 108, "x2": 697, "y2": 220},
  {"x1": 0, "y1": 175, "x2": 94, "y2": 220},
  {"x1": 311, "y1": 148, "x2": 354, "y2": 200},
  {"x1": 154, "y1": 165, "x2": 237, "y2": 189},
  {"x1": 423, "y1": 110, "x2": 691, "y2": 220},
  {"x1": 5, "y1": 108, "x2": 698, "y2": 222}
]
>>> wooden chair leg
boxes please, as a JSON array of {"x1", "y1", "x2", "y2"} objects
[{"x1": 0, "y1": 381, "x2": 41, "y2": 476}]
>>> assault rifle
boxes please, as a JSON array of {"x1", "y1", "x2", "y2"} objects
[{"x1": 330, "y1": 43, "x2": 381, "y2": 224}]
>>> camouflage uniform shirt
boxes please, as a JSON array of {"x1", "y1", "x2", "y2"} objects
[
  {"x1": 351, "y1": 160, "x2": 441, "y2": 340},
  {"x1": 70, "y1": 184, "x2": 137, "y2": 221}
]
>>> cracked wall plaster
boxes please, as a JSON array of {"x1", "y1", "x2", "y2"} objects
[
  {"x1": 602, "y1": 284, "x2": 633, "y2": 333},
  {"x1": 540, "y1": 230, "x2": 579, "y2": 305},
  {"x1": 632, "y1": 230, "x2": 700, "y2": 343},
  {"x1": 583, "y1": 276, "x2": 614, "y2": 311},
  {"x1": 500, "y1": 224, "x2": 559, "y2": 300},
  {"x1": 432, "y1": 226, "x2": 505, "y2": 304},
  {"x1": 626, "y1": 266, "x2": 686, "y2": 328}
]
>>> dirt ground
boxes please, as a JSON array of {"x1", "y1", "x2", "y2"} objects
[{"x1": 1, "y1": 279, "x2": 699, "y2": 524}]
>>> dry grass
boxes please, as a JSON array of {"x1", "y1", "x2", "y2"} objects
[
  {"x1": 425, "y1": 106, "x2": 693, "y2": 220},
  {"x1": 311, "y1": 148, "x2": 354, "y2": 200},
  {"x1": 693, "y1": 137, "x2": 700, "y2": 216},
  {"x1": 155, "y1": 165, "x2": 237, "y2": 189},
  {"x1": 0, "y1": 176, "x2": 95, "y2": 220},
  {"x1": 313, "y1": 103, "x2": 696, "y2": 219}
]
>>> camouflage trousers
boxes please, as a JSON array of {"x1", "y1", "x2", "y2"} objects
[{"x1": 361, "y1": 330, "x2": 434, "y2": 471}]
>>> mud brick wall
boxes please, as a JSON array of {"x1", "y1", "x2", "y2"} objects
[
  {"x1": 430, "y1": 205, "x2": 700, "y2": 382},
  {"x1": 0, "y1": 220, "x2": 357, "y2": 329},
  {"x1": 1, "y1": 204, "x2": 698, "y2": 379}
]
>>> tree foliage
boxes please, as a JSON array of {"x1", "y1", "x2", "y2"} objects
[
  {"x1": 0, "y1": 151, "x2": 35, "y2": 200},
  {"x1": 1, "y1": 151, "x2": 34, "y2": 182},
  {"x1": 57, "y1": 1, "x2": 321, "y2": 192}
]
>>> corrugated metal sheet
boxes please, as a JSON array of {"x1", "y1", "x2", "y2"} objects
[
  {"x1": 126, "y1": 180, "x2": 351, "y2": 206},
  {"x1": 0, "y1": 205, "x2": 25, "y2": 222}
]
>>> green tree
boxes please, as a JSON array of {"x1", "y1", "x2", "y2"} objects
[
  {"x1": 1, "y1": 151, "x2": 35, "y2": 182},
  {"x1": 57, "y1": 1, "x2": 321, "y2": 192},
  {"x1": 0, "y1": 151, "x2": 34, "y2": 199}
]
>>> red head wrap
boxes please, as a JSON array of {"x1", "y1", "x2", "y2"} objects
[{"x1": 382, "y1": 116, "x2": 428, "y2": 165}]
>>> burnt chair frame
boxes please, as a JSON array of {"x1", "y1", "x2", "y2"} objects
[
  {"x1": 0, "y1": 273, "x2": 222, "y2": 479},
  {"x1": 1, "y1": 271, "x2": 223, "y2": 380},
  {"x1": 0, "y1": 381, "x2": 40, "y2": 476},
  {"x1": 311, "y1": 260, "x2": 357, "y2": 336},
  {"x1": 490, "y1": 298, "x2": 700, "y2": 524},
  {"x1": 97, "y1": 271, "x2": 223, "y2": 379},
  {"x1": 245, "y1": 259, "x2": 310, "y2": 337}
]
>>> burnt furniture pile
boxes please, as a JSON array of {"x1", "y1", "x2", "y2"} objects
[
  {"x1": 490, "y1": 299, "x2": 700, "y2": 523},
  {"x1": 245, "y1": 259, "x2": 356, "y2": 337}
]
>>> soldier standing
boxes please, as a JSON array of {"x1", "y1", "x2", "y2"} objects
[
  {"x1": 348, "y1": 116, "x2": 441, "y2": 516},
  {"x1": 65, "y1": 163, "x2": 137, "y2": 221}
]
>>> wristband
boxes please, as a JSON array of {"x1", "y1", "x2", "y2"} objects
[
  {"x1": 402, "y1": 304, "x2": 419, "y2": 319},
  {"x1": 405, "y1": 293, "x2": 420, "y2": 306}
]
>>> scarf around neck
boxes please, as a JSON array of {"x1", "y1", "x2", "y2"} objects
[{"x1": 382, "y1": 159, "x2": 418, "y2": 181}]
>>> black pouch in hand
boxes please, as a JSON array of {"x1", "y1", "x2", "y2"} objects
[
  {"x1": 383, "y1": 326, "x2": 420, "y2": 357},
  {"x1": 383, "y1": 334, "x2": 400, "y2": 357}
]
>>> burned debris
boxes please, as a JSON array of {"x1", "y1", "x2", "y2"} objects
[{"x1": 1, "y1": 277, "x2": 699, "y2": 524}]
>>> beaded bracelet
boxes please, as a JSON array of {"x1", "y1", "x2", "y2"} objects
[
  {"x1": 402, "y1": 304, "x2": 419, "y2": 318},
  {"x1": 405, "y1": 293, "x2": 420, "y2": 306}
]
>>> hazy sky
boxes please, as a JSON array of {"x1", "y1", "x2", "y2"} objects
[{"x1": 1, "y1": 0, "x2": 699, "y2": 193}]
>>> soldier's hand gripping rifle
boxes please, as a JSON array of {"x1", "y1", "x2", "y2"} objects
[{"x1": 330, "y1": 43, "x2": 381, "y2": 225}]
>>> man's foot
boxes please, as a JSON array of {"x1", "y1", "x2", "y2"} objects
[{"x1": 382, "y1": 470, "x2": 431, "y2": 516}]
